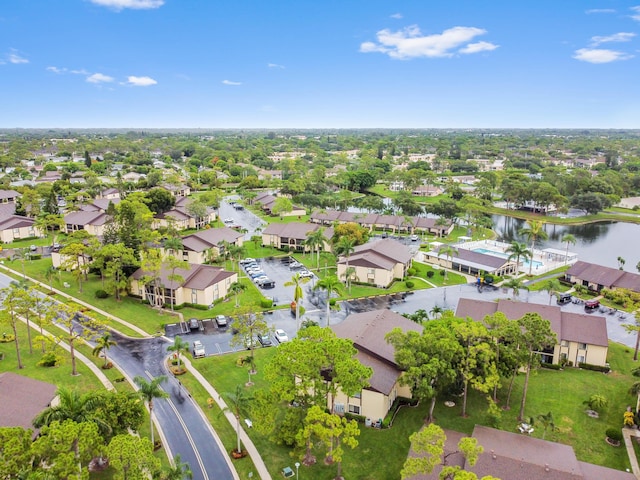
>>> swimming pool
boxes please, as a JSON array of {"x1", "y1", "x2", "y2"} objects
[{"x1": 472, "y1": 247, "x2": 544, "y2": 269}]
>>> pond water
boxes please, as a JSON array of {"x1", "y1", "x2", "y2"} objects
[{"x1": 491, "y1": 215, "x2": 640, "y2": 270}]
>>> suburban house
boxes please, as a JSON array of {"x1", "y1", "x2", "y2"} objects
[
  {"x1": 337, "y1": 238, "x2": 412, "y2": 288},
  {"x1": 331, "y1": 309, "x2": 422, "y2": 422},
  {"x1": 0, "y1": 189, "x2": 20, "y2": 204},
  {"x1": 97, "y1": 187, "x2": 121, "y2": 200},
  {"x1": 153, "y1": 196, "x2": 216, "y2": 231},
  {"x1": 165, "y1": 227, "x2": 244, "y2": 264},
  {"x1": 162, "y1": 183, "x2": 191, "y2": 198},
  {"x1": 455, "y1": 298, "x2": 609, "y2": 367},
  {"x1": 412, "y1": 425, "x2": 634, "y2": 480},
  {"x1": 261, "y1": 222, "x2": 333, "y2": 252},
  {"x1": 129, "y1": 262, "x2": 237, "y2": 308},
  {"x1": 0, "y1": 372, "x2": 58, "y2": 434},
  {"x1": 411, "y1": 185, "x2": 443, "y2": 197},
  {"x1": 0, "y1": 214, "x2": 41, "y2": 243},
  {"x1": 309, "y1": 209, "x2": 453, "y2": 236},
  {"x1": 252, "y1": 191, "x2": 306, "y2": 217},
  {"x1": 565, "y1": 260, "x2": 640, "y2": 294},
  {"x1": 63, "y1": 209, "x2": 110, "y2": 236}
]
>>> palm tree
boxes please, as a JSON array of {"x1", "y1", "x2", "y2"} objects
[
  {"x1": 334, "y1": 237, "x2": 356, "y2": 275},
  {"x1": 164, "y1": 237, "x2": 183, "y2": 258},
  {"x1": 341, "y1": 266, "x2": 358, "y2": 294},
  {"x1": 518, "y1": 220, "x2": 548, "y2": 275},
  {"x1": 227, "y1": 243, "x2": 246, "y2": 272},
  {"x1": 505, "y1": 241, "x2": 531, "y2": 275},
  {"x1": 430, "y1": 305, "x2": 444, "y2": 319},
  {"x1": 220, "y1": 385, "x2": 254, "y2": 455},
  {"x1": 285, "y1": 273, "x2": 310, "y2": 332},
  {"x1": 618, "y1": 256, "x2": 626, "y2": 270},
  {"x1": 561, "y1": 233, "x2": 576, "y2": 265},
  {"x1": 134, "y1": 375, "x2": 169, "y2": 447},
  {"x1": 438, "y1": 245, "x2": 458, "y2": 281},
  {"x1": 314, "y1": 274, "x2": 342, "y2": 326},
  {"x1": 536, "y1": 411, "x2": 556, "y2": 440},
  {"x1": 33, "y1": 387, "x2": 110, "y2": 436},
  {"x1": 503, "y1": 277, "x2": 526, "y2": 300},
  {"x1": 167, "y1": 336, "x2": 190, "y2": 368},
  {"x1": 229, "y1": 281, "x2": 247, "y2": 307},
  {"x1": 305, "y1": 227, "x2": 326, "y2": 270},
  {"x1": 542, "y1": 278, "x2": 562, "y2": 305},
  {"x1": 161, "y1": 454, "x2": 193, "y2": 480},
  {"x1": 92, "y1": 332, "x2": 117, "y2": 368}
]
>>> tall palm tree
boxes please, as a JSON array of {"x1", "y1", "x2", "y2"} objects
[
  {"x1": 334, "y1": 237, "x2": 356, "y2": 276},
  {"x1": 229, "y1": 281, "x2": 247, "y2": 307},
  {"x1": 503, "y1": 277, "x2": 526, "y2": 300},
  {"x1": 33, "y1": 387, "x2": 110, "y2": 436},
  {"x1": 542, "y1": 278, "x2": 562, "y2": 305},
  {"x1": 430, "y1": 305, "x2": 444, "y2": 319},
  {"x1": 505, "y1": 241, "x2": 531, "y2": 275},
  {"x1": 285, "y1": 273, "x2": 310, "y2": 331},
  {"x1": 561, "y1": 233, "x2": 576, "y2": 265},
  {"x1": 164, "y1": 237, "x2": 183, "y2": 258},
  {"x1": 134, "y1": 375, "x2": 169, "y2": 446},
  {"x1": 438, "y1": 245, "x2": 458, "y2": 281},
  {"x1": 304, "y1": 227, "x2": 326, "y2": 270},
  {"x1": 314, "y1": 274, "x2": 342, "y2": 326},
  {"x1": 518, "y1": 220, "x2": 548, "y2": 275},
  {"x1": 167, "y1": 336, "x2": 190, "y2": 368},
  {"x1": 220, "y1": 385, "x2": 254, "y2": 455},
  {"x1": 92, "y1": 332, "x2": 117, "y2": 368},
  {"x1": 341, "y1": 266, "x2": 358, "y2": 293}
]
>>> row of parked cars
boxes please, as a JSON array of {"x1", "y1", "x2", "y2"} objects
[
  {"x1": 287, "y1": 259, "x2": 314, "y2": 279},
  {"x1": 240, "y1": 258, "x2": 275, "y2": 289}
]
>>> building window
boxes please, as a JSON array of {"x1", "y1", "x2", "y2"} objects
[
  {"x1": 353, "y1": 392, "x2": 361, "y2": 399},
  {"x1": 348, "y1": 404, "x2": 360, "y2": 415},
  {"x1": 579, "y1": 343, "x2": 587, "y2": 350},
  {"x1": 334, "y1": 403, "x2": 345, "y2": 414},
  {"x1": 561, "y1": 340, "x2": 568, "y2": 347}
]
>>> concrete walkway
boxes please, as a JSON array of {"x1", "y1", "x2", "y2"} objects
[
  {"x1": 622, "y1": 428, "x2": 640, "y2": 479},
  {"x1": 181, "y1": 356, "x2": 271, "y2": 480},
  {"x1": 0, "y1": 264, "x2": 151, "y2": 338}
]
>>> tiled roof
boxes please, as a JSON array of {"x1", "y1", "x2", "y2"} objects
[
  {"x1": 181, "y1": 227, "x2": 243, "y2": 252},
  {"x1": 339, "y1": 238, "x2": 412, "y2": 268},
  {"x1": 262, "y1": 222, "x2": 333, "y2": 241},
  {"x1": 131, "y1": 262, "x2": 236, "y2": 290},
  {"x1": 0, "y1": 372, "x2": 57, "y2": 430},
  {"x1": 64, "y1": 210, "x2": 109, "y2": 226}
]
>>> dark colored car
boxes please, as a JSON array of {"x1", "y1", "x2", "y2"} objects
[
  {"x1": 257, "y1": 334, "x2": 272, "y2": 347},
  {"x1": 556, "y1": 293, "x2": 572, "y2": 305}
]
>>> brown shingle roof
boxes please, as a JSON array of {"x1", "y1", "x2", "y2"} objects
[
  {"x1": 0, "y1": 372, "x2": 57, "y2": 430},
  {"x1": 181, "y1": 227, "x2": 243, "y2": 253},
  {"x1": 131, "y1": 263, "x2": 236, "y2": 290},
  {"x1": 340, "y1": 238, "x2": 412, "y2": 268},
  {"x1": 566, "y1": 261, "x2": 631, "y2": 289}
]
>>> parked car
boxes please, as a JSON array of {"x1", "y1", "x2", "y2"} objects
[
  {"x1": 192, "y1": 340, "x2": 205, "y2": 358},
  {"x1": 223, "y1": 218, "x2": 234, "y2": 224},
  {"x1": 289, "y1": 261, "x2": 303, "y2": 270},
  {"x1": 299, "y1": 270, "x2": 313, "y2": 279},
  {"x1": 274, "y1": 329, "x2": 289, "y2": 343},
  {"x1": 585, "y1": 299, "x2": 600, "y2": 311},
  {"x1": 215, "y1": 315, "x2": 228, "y2": 327},
  {"x1": 30, "y1": 245, "x2": 37, "y2": 252},
  {"x1": 556, "y1": 293, "x2": 572, "y2": 305},
  {"x1": 240, "y1": 258, "x2": 256, "y2": 265},
  {"x1": 188, "y1": 318, "x2": 200, "y2": 330},
  {"x1": 410, "y1": 234, "x2": 419, "y2": 241},
  {"x1": 257, "y1": 278, "x2": 275, "y2": 289},
  {"x1": 257, "y1": 334, "x2": 273, "y2": 347}
]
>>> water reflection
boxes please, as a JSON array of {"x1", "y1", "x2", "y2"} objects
[{"x1": 492, "y1": 215, "x2": 640, "y2": 269}]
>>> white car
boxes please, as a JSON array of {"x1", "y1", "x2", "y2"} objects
[
  {"x1": 410, "y1": 234, "x2": 419, "y2": 241},
  {"x1": 224, "y1": 218, "x2": 234, "y2": 224},
  {"x1": 274, "y1": 329, "x2": 289, "y2": 343},
  {"x1": 299, "y1": 270, "x2": 313, "y2": 279},
  {"x1": 192, "y1": 340, "x2": 205, "y2": 358}
]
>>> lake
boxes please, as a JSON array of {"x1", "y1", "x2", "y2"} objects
[{"x1": 491, "y1": 215, "x2": 640, "y2": 271}]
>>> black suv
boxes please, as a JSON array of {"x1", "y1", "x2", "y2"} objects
[{"x1": 556, "y1": 293, "x2": 572, "y2": 305}]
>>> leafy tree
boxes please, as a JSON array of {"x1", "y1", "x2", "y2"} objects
[
  {"x1": 386, "y1": 319, "x2": 461, "y2": 423},
  {"x1": 271, "y1": 197, "x2": 293, "y2": 218},
  {"x1": 160, "y1": 454, "x2": 194, "y2": 480},
  {"x1": 229, "y1": 281, "x2": 247, "y2": 307},
  {"x1": 96, "y1": 390, "x2": 145, "y2": 441},
  {"x1": 92, "y1": 332, "x2": 117, "y2": 368},
  {"x1": 0, "y1": 426, "x2": 35, "y2": 478},
  {"x1": 145, "y1": 187, "x2": 175, "y2": 214},
  {"x1": 299, "y1": 406, "x2": 360, "y2": 479},
  {"x1": 102, "y1": 243, "x2": 138, "y2": 301},
  {"x1": 220, "y1": 385, "x2": 254, "y2": 455},
  {"x1": 107, "y1": 434, "x2": 161, "y2": 480},
  {"x1": 33, "y1": 387, "x2": 110, "y2": 436},
  {"x1": 32, "y1": 420, "x2": 103, "y2": 480},
  {"x1": 134, "y1": 375, "x2": 169, "y2": 446},
  {"x1": 332, "y1": 222, "x2": 369, "y2": 246},
  {"x1": 229, "y1": 309, "x2": 271, "y2": 362},
  {"x1": 517, "y1": 313, "x2": 557, "y2": 421},
  {"x1": 186, "y1": 199, "x2": 209, "y2": 229},
  {"x1": 0, "y1": 284, "x2": 29, "y2": 369},
  {"x1": 285, "y1": 272, "x2": 310, "y2": 331},
  {"x1": 400, "y1": 424, "x2": 495, "y2": 480},
  {"x1": 314, "y1": 274, "x2": 342, "y2": 326},
  {"x1": 165, "y1": 255, "x2": 188, "y2": 310},
  {"x1": 60, "y1": 241, "x2": 90, "y2": 292}
]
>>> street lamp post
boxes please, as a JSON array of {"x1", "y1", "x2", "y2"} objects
[{"x1": 295, "y1": 462, "x2": 300, "y2": 480}]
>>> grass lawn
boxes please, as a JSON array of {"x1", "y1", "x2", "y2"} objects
[
  {"x1": 182, "y1": 340, "x2": 640, "y2": 479},
  {"x1": 411, "y1": 261, "x2": 468, "y2": 287}
]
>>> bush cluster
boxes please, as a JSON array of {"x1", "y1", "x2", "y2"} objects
[{"x1": 579, "y1": 362, "x2": 611, "y2": 373}]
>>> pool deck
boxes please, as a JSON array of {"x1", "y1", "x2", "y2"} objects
[{"x1": 455, "y1": 239, "x2": 577, "y2": 275}]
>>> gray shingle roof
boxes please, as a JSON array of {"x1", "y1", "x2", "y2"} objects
[
  {"x1": 0, "y1": 372, "x2": 57, "y2": 430},
  {"x1": 181, "y1": 227, "x2": 243, "y2": 253}
]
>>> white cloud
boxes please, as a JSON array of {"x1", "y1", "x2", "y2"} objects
[
  {"x1": 390, "y1": 13, "x2": 403, "y2": 19},
  {"x1": 8, "y1": 53, "x2": 28, "y2": 64},
  {"x1": 47, "y1": 66, "x2": 67, "y2": 74},
  {"x1": 268, "y1": 63, "x2": 285, "y2": 69},
  {"x1": 126, "y1": 75, "x2": 157, "y2": 86},
  {"x1": 89, "y1": 0, "x2": 164, "y2": 10},
  {"x1": 590, "y1": 32, "x2": 636, "y2": 46},
  {"x1": 71, "y1": 69, "x2": 89, "y2": 75},
  {"x1": 359, "y1": 25, "x2": 493, "y2": 59},
  {"x1": 586, "y1": 9, "x2": 615, "y2": 14},
  {"x1": 87, "y1": 73, "x2": 114, "y2": 83},
  {"x1": 632, "y1": 6, "x2": 640, "y2": 21},
  {"x1": 222, "y1": 79, "x2": 242, "y2": 85},
  {"x1": 459, "y1": 41, "x2": 499, "y2": 54},
  {"x1": 573, "y1": 48, "x2": 633, "y2": 63}
]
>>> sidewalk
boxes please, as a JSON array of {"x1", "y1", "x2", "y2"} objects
[
  {"x1": 181, "y1": 356, "x2": 271, "y2": 480},
  {"x1": 622, "y1": 428, "x2": 640, "y2": 479}
]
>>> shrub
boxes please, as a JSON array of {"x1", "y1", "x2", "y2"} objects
[
  {"x1": 95, "y1": 289, "x2": 109, "y2": 299},
  {"x1": 344, "y1": 413, "x2": 366, "y2": 423},
  {"x1": 624, "y1": 411, "x2": 635, "y2": 427},
  {"x1": 584, "y1": 394, "x2": 608, "y2": 412},
  {"x1": 329, "y1": 298, "x2": 337, "y2": 306},
  {"x1": 439, "y1": 270, "x2": 445, "y2": 277},
  {"x1": 405, "y1": 280, "x2": 415, "y2": 288},
  {"x1": 541, "y1": 363, "x2": 562, "y2": 370},
  {"x1": 579, "y1": 362, "x2": 611, "y2": 373},
  {"x1": 406, "y1": 267, "x2": 417, "y2": 277},
  {"x1": 426, "y1": 270, "x2": 435, "y2": 279},
  {"x1": 29, "y1": 254, "x2": 42, "y2": 260},
  {"x1": 38, "y1": 352, "x2": 62, "y2": 367},
  {"x1": 0, "y1": 333, "x2": 16, "y2": 343},
  {"x1": 606, "y1": 428, "x2": 623, "y2": 442},
  {"x1": 260, "y1": 298, "x2": 273, "y2": 308}
]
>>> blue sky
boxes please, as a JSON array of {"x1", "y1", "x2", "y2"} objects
[{"x1": 1, "y1": 0, "x2": 640, "y2": 128}]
